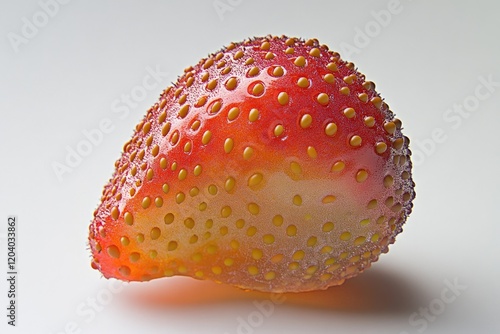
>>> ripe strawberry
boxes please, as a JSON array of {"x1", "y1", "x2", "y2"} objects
[{"x1": 88, "y1": 36, "x2": 415, "y2": 292}]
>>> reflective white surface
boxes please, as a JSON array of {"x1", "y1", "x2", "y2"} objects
[{"x1": 1, "y1": 1, "x2": 499, "y2": 333}]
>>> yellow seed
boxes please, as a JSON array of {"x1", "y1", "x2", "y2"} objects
[
  {"x1": 207, "y1": 79, "x2": 217, "y2": 90},
  {"x1": 178, "y1": 168, "x2": 187, "y2": 181},
  {"x1": 307, "y1": 146, "x2": 317, "y2": 159},
  {"x1": 225, "y1": 177, "x2": 236, "y2": 192},
  {"x1": 350, "y1": 135, "x2": 362, "y2": 147},
  {"x1": 252, "y1": 249, "x2": 263, "y2": 260},
  {"x1": 211, "y1": 100, "x2": 222, "y2": 113},
  {"x1": 364, "y1": 116, "x2": 375, "y2": 127},
  {"x1": 293, "y1": 250, "x2": 305, "y2": 260},
  {"x1": 322, "y1": 222, "x2": 335, "y2": 232},
  {"x1": 356, "y1": 169, "x2": 368, "y2": 183},
  {"x1": 294, "y1": 56, "x2": 306, "y2": 67},
  {"x1": 224, "y1": 138, "x2": 234, "y2": 153},
  {"x1": 201, "y1": 72, "x2": 209, "y2": 82},
  {"x1": 158, "y1": 110, "x2": 167, "y2": 124},
  {"x1": 243, "y1": 147, "x2": 254, "y2": 160},
  {"x1": 246, "y1": 226, "x2": 257, "y2": 236},
  {"x1": 272, "y1": 215, "x2": 283, "y2": 227},
  {"x1": 367, "y1": 199, "x2": 377, "y2": 209},
  {"x1": 136, "y1": 233, "x2": 144, "y2": 243},
  {"x1": 340, "y1": 232, "x2": 352, "y2": 241},
  {"x1": 203, "y1": 58, "x2": 214, "y2": 69},
  {"x1": 286, "y1": 225, "x2": 297, "y2": 236},
  {"x1": 354, "y1": 236, "x2": 366, "y2": 246},
  {"x1": 285, "y1": 47, "x2": 294, "y2": 54},
  {"x1": 393, "y1": 138, "x2": 405, "y2": 150},
  {"x1": 331, "y1": 161, "x2": 345, "y2": 172},
  {"x1": 252, "y1": 83, "x2": 264, "y2": 96},
  {"x1": 375, "y1": 142, "x2": 388, "y2": 154},
  {"x1": 150, "y1": 227, "x2": 161, "y2": 240},
  {"x1": 227, "y1": 107, "x2": 240, "y2": 121},
  {"x1": 327, "y1": 62, "x2": 338, "y2": 71},
  {"x1": 142, "y1": 122, "x2": 151, "y2": 135},
  {"x1": 248, "y1": 266, "x2": 259, "y2": 275},
  {"x1": 207, "y1": 245, "x2": 218, "y2": 254},
  {"x1": 111, "y1": 207, "x2": 119, "y2": 220},
  {"x1": 183, "y1": 141, "x2": 192, "y2": 153},
  {"x1": 224, "y1": 258, "x2": 234, "y2": 266},
  {"x1": 371, "y1": 234, "x2": 380, "y2": 242},
  {"x1": 322, "y1": 195, "x2": 336, "y2": 204},
  {"x1": 107, "y1": 245, "x2": 120, "y2": 258},
  {"x1": 120, "y1": 236, "x2": 130, "y2": 246},
  {"x1": 306, "y1": 266, "x2": 318, "y2": 275},
  {"x1": 293, "y1": 195, "x2": 302, "y2": 206},
  {"x1": 162, "y1": 122, "x2": 171, "y2": 136},
  {"x1": 175, "y1": 192, "x2": 185, "y2": 204},
  {"x1": 202, "y1": 130, "x2": 212, "y2": 145},
  {"x1": 211, "y1": 266, "x2": 222, "y2": 275},
  {"x1": 343, "y1": 75, "x2": 355, "y2": 84},
  {"x1": 325, "y1": 122, "x2": 337, "y2": 136},
  {"x1": 289, "y1": 262, "x2": 299, "y2": 270},
  {"x1": 371, "y1": 96, "x2": 383, "y2": 109},
  {"x1": 164, "y1": 213, "x2": 174, "y2": 224},
  {"x1": 124, "y1": 212, "x2": 133, "y2": 225},
  {"x1": 297, "y1": 77, "x2": 310, "y2": 88},
  {"x1": 277, "y1": 92, "x2": 289, "y2": 105},
  {"x1": 290, "y1": 161, "x2": 302, "y2": 174},
  {"x1": 307, "y1": 236, "x2": 317, "y2": 247},
  {"x1": 300, "y1": 114, "x2": 313, "y2": 128},
  {"x1": 151, "y1": 145, "x2": 159, "y2": 157},
  {"x1": 360, "y1": 219, "x2": 371, "y2": 226},
  {"x1": 247, "y1": 66, "x2": 259, "y2": 77},
  {"x1": 221, "y1": 206, "x2": 232, "y2": 218},
  {"x1": 167, "y1": 241, "x2": 178, "y2": 251},
  {"x1": 195, "y1": 96, "x2": 207, "y2": 107},
  {"x1": 248, "y1": 172, "x2": 263, "y2": 187},
  {"x1": 208, "y1": 184, "x2": 218, "y2": 195},
  {"x1": 170, "y1": 131, "x2": 179, "y2": 145},
  {"x1": 343, "y1": 107, "x2": 356, "y2": 118},
  {"x1": 234, "y1": 50, "x2": 244, "y2": 59},
  {"x1": 272, "y1": 66, "x2": 284, "y2": 77},
  {"x1": 384, "y1": 122, "x2": 396, "y2": 134},
  {"x1": 271, "y1": 254, "x2": 284, "y2": 263},
  {"x1": 358, "y1": 93, "x2": 368, "y2": 102},
  {"x1": 323, "y1": 73, "x2": 335, "y2": 83},
  {"x1": 249, "y1": 108, "x2": 260, "y2": 122},
  {"x1": 192, "y1": 253, "x2": 202, "y2": 262},
  {"x1": 264, "y1": 52, "x2": 275, "y2": 60},
  {"x1": 141, "y1": 197, "x2": 151, "y2": 209},
  {"x1": 199, "y1": 202, "x2": 207, "y2": 211},
  {"x1": 179, "y1": 104, "x2": 189, "y2": 118},
  {"x1": 155, "y1": 197, "x2": 163, "y2": 207},
  {"x1": 264, "y1": 272, "x2": 276, "y2": 280},
  {"x1": 384, "y1": 175, "x2": 394, "y2": 188},
  {"x1": 340, "y1": 87, "x2": 350, "y2": 95},
  {"x1": 244, "y1": 57, "x2": 254, "y2": 65},
  {"x1": 248, "y1": 202, "x2": 260, "y2": 215},
  {"x1": 260, "y1": 41, "x2": 270, "y2": 50},
  {"x1": 193, "y1": 164, "x2": 202, "y2": 176},
  {"x1": 309, "y1": 48, "x2": 320, "y2": 57},
  {"x1": 189, "y1": 187, "x2": 199, "y2": 197},
  {"x1": 274, "y1": 124, "x2": 284, "y2": 137},
  {"x1": 317, "y1": 93, "x2": 329, "y2": 105},
  {"x1": 225, "y1": 77, "x2": 237, "y2": 90}
]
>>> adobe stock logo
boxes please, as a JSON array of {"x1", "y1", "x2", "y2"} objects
[{"x1": 7, "y1": 0, "x2": 73, "y2": 54}]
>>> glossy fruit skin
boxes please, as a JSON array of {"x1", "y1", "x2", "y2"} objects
[{"x1": 89, "y1": 36, "x2": 415, "y2": 292}]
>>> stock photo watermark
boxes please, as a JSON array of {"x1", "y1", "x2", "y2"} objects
[
  {"x1": 213, "y1": 0, "x2": 243, "y2": 21},
  {"x1": 51, "y1": 65, "x2": 169, "y2": 183},
  {"x1": 7, "y1": 0, "x2": 73, "y2": 54},
  {"x1": 224, "y1": 293, "x2": 286, "y2": 334},
  {"x1": 412, "y1": 74, "x2": 499, "y2": 166},
  {"x1": 400, "y1": 277, "x2": 467, "y2": 334},
  {"x1": 49, "y1": 279, "x2": 127, "y2": 334}
]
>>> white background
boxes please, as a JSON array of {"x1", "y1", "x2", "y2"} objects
[{"x1": 1, "y1": 1, "x2": 499, "y2": 333}]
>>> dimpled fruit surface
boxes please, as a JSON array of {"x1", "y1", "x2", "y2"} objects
[{"x1": 88, "y1": 35, "x2": 415, "y2": 293}]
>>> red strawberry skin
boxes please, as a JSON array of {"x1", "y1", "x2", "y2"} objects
[{"x1": 88, "y1": 36, "x2": 415, "y2": 292}]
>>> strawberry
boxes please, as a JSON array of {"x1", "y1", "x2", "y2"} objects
[{"x1": 88, "y1": 35, "x2": 415, "y2": 292}]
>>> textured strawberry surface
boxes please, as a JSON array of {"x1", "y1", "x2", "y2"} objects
[{"x1": 89, "y1": 36, "x2": 415, "y2": 292}]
